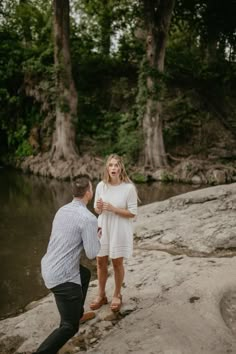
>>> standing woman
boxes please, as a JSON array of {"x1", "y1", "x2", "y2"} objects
[{"x1": 90, "y1": 154, "x2": 138, "y2": 312}]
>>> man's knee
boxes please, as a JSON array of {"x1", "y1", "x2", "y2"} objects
[{"x1": 61, "y1": 321, "x2": 79, "y2": 337}]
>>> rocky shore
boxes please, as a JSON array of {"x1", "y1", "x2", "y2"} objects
[
  {"x1": 1, "y1": 183, "x2": 236, "y2": 354},
  {"x1": 14, "y1": 153, "x2": 236, "y2": 185}
]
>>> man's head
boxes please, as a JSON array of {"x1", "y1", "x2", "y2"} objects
[{"x1": 72, "y1": 176, "x2": 93, "y2": 204}]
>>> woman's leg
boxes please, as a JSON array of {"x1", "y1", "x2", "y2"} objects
[
  {"x1": 110, "y1": 257, "x2": 124, "y2": 311},
  {"x1": 90, "y1": 256, "x2": 108, "y2": 309},
  {"x1": 97, "y1": 256, "x2": 109, "y2": 297},
  {"x1": 111, "y1": 257, "x2": 124, "y2": 298}
]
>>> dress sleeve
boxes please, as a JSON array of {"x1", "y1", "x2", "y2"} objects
[{"x1": 127, "y1": 184, "x2": 138, "y2": 215}]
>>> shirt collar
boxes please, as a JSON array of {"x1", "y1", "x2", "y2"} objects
[{"x1": 72, "y1": 198, "x2": 86, "y2": 207}]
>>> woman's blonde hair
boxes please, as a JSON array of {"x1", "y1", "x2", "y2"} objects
[{"x1": 103, "y1": 154, "x2": 132, "y2": 184}]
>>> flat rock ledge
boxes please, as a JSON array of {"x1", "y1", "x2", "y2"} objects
[{"x1": 1, "y1": 183, "x2": 236, "y2": 354}]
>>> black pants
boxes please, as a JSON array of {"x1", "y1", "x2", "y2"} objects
[{"x1": 35, "y1": 265, "x2": 91, "y2": 354}]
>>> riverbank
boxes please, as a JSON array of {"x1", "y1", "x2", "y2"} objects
[
  {"x1": 10, "y1": 152, "x2": 236, "y2": 185},
  {"x1": 1, "y1": 183, "x2": 236, "y2": 354}
]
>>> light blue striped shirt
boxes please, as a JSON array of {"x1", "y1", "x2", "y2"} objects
[{"x1": 41, "y1": 199, "x2": 100, "y2": 289}]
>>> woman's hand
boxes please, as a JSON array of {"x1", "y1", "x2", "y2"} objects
[
  {"x1": 102, "y1": 203, "x2": 135, "y2": 218},
  {"x1": 102, "y1": 202, "x2": 115, "y2": 212},
  {"x1": 96, "y1": 198, "x2": 103, "y2": 214}
]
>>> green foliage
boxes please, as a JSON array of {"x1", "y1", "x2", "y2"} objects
[
  {"x1": 15, "y1": 140, "x2": 33, "y2": 157},
  {"x1": 7, "y1": 125, "x2": 33, "y2": 157},
  {"x1": 73, "y1": 0, "x2": 139, "y2": 56},
  {"x1": 131, "y1": 172, "x2": 148, "y2": 183},
  {"x1": 173, "y1": 0, "x2": 236, "y2": 60},
  {"x1": 160, "y1": 170, "x2": 174, "y2": 183},
  {"x1": 0, "y1": 0, "x2": 53, "y2": 158},
  {"x1": 116, "y1": 33, "x2": 144, "y2": 64},
  {"x1": 7, "y1": 125, "x2": 26, "y2": 147},
  {"x1": 81, "y1": 110, "x2": 140, "y2": 164},
  {"x1": 74, "y1": 56, "x2": 139, "y2": 163},
  {"x1": 114, "y1": 112, "x2": 141, "y2": 162},
  {"x1": 163, "y1": 93, "x2": 198, "y2": 147},
  {"x1": 1, "y1": 0, "x2": 236, "y2": 165}
]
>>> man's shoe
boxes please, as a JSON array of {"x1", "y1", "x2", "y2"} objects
[{"x1": 80, "y1": 311, "x2": 96, "y2": 324}]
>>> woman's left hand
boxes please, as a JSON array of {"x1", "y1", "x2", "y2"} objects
[{"x1": 102, "y1": 202, "x2": 115, "y2": 212}]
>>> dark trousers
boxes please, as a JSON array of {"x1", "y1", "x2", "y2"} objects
[{"x1": 35, "y1": 265, "x2": 91, "y2": 354}]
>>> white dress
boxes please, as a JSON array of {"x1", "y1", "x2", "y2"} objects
[{"x1": 94, "y1": 181, "x2": 138, "y2": 259}]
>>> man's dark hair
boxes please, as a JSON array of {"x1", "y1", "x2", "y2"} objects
[{"x1": 72, "y1": 177, "x2": 91, "y2": 198}]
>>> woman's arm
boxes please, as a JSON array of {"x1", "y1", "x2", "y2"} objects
[
  {"x1": 95, "y1": 198, "x2": 103, "y2": 215},
  {"x1": 95, "y1": 207, "x2": 102, "y2": 215},
  {"x1": 102, "y1": 202, "x2": 135, "y2": 218}
]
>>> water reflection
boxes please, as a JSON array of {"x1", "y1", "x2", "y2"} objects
[
  {"x1": 0, "y1": 169, "x2": 72, "y2": 319},
  {"x1": 137, "y1": 182, "x2": 201, "y2": 205},
  {"x1": 0, "y1": 168, "x2": 202, "y2": 319}
]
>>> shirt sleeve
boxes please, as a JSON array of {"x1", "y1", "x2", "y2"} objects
[
  {"x1": 94, "y1": 181, "x2": 102, "y2": 209},
  {"x1": 81, "y1": 215, "x2": 100, "y2": 259},
  {"x1": 127, "y1": 184, "x2": 138, "y2": 215}
]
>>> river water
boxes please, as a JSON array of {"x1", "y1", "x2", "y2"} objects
[{"x1": 0, "y1": 167, "x2": 203, "y2": 320}]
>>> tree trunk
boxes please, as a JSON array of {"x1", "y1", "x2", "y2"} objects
[
  {"x1": 140, "y1": 0, "x2": 175, "y2": 169},
  {"x1": 51, "y1": 0, "x2": 78, "y2": 161}
]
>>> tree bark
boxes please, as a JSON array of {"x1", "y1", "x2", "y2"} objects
[
  {"x1": 51, "y1": 0, "x2": 78, "y2": 161},
  {"x1": 140, "y1": 0, "x2": 175, "y2": 169}
]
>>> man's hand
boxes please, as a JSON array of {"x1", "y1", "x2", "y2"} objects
[{"x1": 97, "y1": 227, "x2": 102, "y2": 239}]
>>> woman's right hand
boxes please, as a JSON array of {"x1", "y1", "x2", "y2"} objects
[{"x1": 96, "y1": 198, "x2": 103, "y2": 212}]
